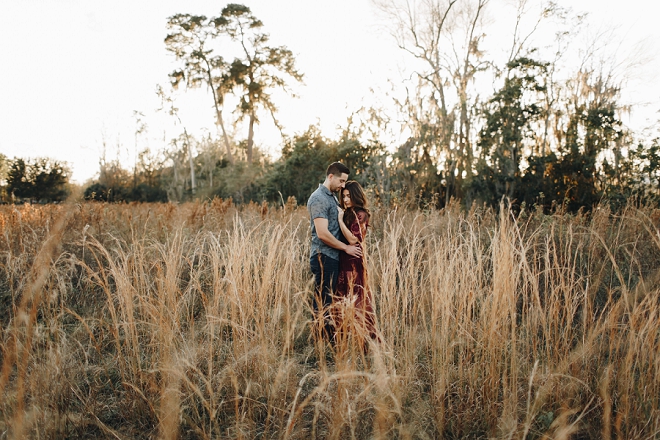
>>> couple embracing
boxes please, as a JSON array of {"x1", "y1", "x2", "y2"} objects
[{"x1": 307, "y1": 162, "x2": 379, "y2": 349}]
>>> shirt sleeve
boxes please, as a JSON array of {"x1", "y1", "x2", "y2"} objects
[{"x1": 308, "y1": 195, "x2": 329, "y2": 220}]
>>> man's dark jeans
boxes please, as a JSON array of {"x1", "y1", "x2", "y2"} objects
[{"x1": 310, "y1": 253, "x2": 339, "y2": 340}]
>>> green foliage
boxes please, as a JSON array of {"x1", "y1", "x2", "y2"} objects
[
  {"x1": 254, "y1": 126, "x2": 387, "y2": 205},
  {"x1": 628, "y1": 138, "x2": 660, "y2": 203},
  {"x1": 165, "y1": 13, "x2": 228, "y2": 93},
  {"x1": 5, "y1": 157, "x2": 70, "y2": 202},
  {"x1": 461, "y1": 56, "x2": 646, "y2": 213},
  {"x1": 256, "y1": 127, "x2": 336, "y2": 204},
  {"x1": 211, "y1": 159, "x2": 268, "y2": 204},
  {"x1": 83, "y1": 182, "x2": 110, "y2": 201},
  {"x1": 84, "y1": 154, "x2": 168, "y2": 203},
  {"x1": 6, "y1": 159, "x2": 30, "y2": 199},
  {"x1": 601, "y1": 137, "x2": 660, "y2": 209},
  {"x1": 83, "y1": 182, "x2": 167, "y2": 203},
  {"x1": 387, "y1": 135, "x2": 446, "y2": 208},
  {"x1": 469, "y1": 57, "x2": 548, "y2": 204}
]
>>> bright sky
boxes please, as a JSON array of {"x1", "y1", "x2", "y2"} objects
[{"x1": 1, "y1": 0, "x2": 658, "y2": 183}]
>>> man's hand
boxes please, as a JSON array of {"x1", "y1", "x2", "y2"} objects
[
  {"x1": 345, "y1": 244, "x2": 362, "y2": 258},
  {"x1": 313, "y1": 216, "x2": 362, "y2": 255}
]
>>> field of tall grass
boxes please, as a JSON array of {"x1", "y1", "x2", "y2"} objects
[{"x1": 0, "y1": 198, "x2": 659, "y2": 439}]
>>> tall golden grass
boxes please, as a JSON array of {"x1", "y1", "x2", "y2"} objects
[{"x1": 0, "y1": 198, "x2": 659, "y2": 439}]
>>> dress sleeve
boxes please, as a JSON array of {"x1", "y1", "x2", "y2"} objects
[
  {"x1": 356, "y1": 210, "x2": 369, "y2": 228},
  {"x1": 352, "y1": 210, "x2": 369, "y2": 242}
]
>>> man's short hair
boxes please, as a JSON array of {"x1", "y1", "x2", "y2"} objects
[{"x1": 326, "y1": 162, "x2": 350, "y2": 176}]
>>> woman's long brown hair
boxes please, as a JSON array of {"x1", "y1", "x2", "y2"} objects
[{"x1": 341, "y1": 181, "x2": 370, "y2": 228}]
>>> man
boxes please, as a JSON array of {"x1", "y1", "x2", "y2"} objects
[{"x1": 307, "y1": 162, "x2": 362, "y2": 340}]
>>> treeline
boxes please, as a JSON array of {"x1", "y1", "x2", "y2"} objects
[
  {"x1": 72, "y1": 115, "x2": 658, "y2": 213},
  {"x1": 79, "y1": 2, "x2": 660, "y2": 212},
  {"x1": 4, "y1": 1, "x2": 660, "y2": 212},
  {"x1": 2, "y1": 117, "x2": 658, "y2": 211}
]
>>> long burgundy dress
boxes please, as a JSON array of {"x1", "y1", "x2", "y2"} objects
[{"x1": 334, "y1": 209, "x2": 379, "y2": 346}]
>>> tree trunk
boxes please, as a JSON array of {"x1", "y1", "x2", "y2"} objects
[
  {"x1": 204, "y1": 59, "x2": 234, "y2": 166},
  {"x1": 247, "y1": 112, "x2": 255, "y2": 163},
  {"x1": 215, "y1": 107, "x2": 234, "y2": 165},
  {"x1": 184, "y1": 128, "x2": 196, "y2": 196}
]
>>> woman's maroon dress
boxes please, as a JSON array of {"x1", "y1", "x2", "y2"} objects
[{"x1": 334, "y1": 209, "x2": 379, "y2": 345}]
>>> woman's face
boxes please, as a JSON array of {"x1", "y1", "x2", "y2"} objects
[{"x1": 342, "y1": 189, "x2": 353, "y2": 208}]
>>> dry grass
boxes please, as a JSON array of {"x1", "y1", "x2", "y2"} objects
[{"x1": 0, "y1": 198, "x2": 659, "y2": 439}]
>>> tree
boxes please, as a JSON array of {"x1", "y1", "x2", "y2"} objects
[
  {"x1": 132, "y1": 110, "x2": 148, "y2": 190},
  {"x1": 0, "y1": 153, "x2": 9, "y2": 202},
  {"x1": 375, "y1": 0, "x2": 490, "y2": 202},
  {"x1": 0, "y1": 153, "x2": 9, "y2": 203},
  {"x1": 616, "y1": 137, "x2": 660, "y2": 205},
  {"x1": 165, "y1": 5, "x2": 303, "y2": 164},
  {"x1": 551, "y1": 72, "x2": 624, "y2": 211},
  {"x1": 258, "y1": 126, "x2": 386, "y2": 205},
  {"x1": 165, "y1": 13, "x2": 235, "y2": 164},
  {"x1": 157, "y1": 85, "x2": 198, "y2": 195},
  {"x1": 6, "y1": 159, "x2": 29, "y2": 200},
  {"x1": 198, "y1": 133, "x2": 219, "y2": 189},
  {"x1": 218, "y1": 4, "x2": 303, "y2": 163},
  {"x1": 0, "y1": 153, "x2": 8, "y2": 182},
  {"x1": 471, "y1": 57, "x2": 548, "y2": 203},
  {"x1": 6, "y1": 158, "x2": 70, "y2": 202},
  {"x1": 162, "y1": 134, "x2": 190, "y2": 202},
  {"x1": 261, "y1": 126, "x2": 335, "y2": 204}
]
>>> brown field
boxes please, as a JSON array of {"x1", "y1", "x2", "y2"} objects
[{"x1": 0, "y1": 199, "x2": 659, "y2": 439}]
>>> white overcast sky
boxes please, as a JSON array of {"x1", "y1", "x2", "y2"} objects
[{"x1": 1, "y1": 0, "x2": 658, "y2": 183}]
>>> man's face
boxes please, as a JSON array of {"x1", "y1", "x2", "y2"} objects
[{"x1": 328, "y1": 173, "x2": 348, "y2": 192}]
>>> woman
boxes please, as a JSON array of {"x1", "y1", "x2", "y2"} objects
[{"x1": 334, "y1": 181, "x2": 379, "y2": 348}]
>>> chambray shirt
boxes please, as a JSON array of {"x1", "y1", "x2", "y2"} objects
[{"x1": 307, "y1": 184, "x2": 343, "y2": 260}]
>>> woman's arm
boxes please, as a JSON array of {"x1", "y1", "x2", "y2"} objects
[
  {"x1": 314, "y1": 217, "x2": 362, "y2": 256},
  {"x1": 338, "y1": 207, "x2": 359, "y2": 245},
  {"x1": 356, "y1": 210, "x2": 368, "y2": 240}
]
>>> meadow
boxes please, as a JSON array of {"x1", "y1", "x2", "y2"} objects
[{"x1": 0, "y1": 199, "x2": 659, "y2": 439}]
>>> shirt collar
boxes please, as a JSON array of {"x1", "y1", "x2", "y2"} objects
[
  {"x1": 319, "y1": 184, "x2": 339, "y2": 204},
  {"x1": 319, "y1": 183, "x2": 333, "y2": 196}
]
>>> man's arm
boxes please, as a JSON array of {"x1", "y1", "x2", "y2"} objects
[{"x1": 313, "y1": 217, "x2": 362, "y2": 257}]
